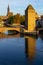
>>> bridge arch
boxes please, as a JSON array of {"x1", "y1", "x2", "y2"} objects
[{"x1": 0, "y1": 27, "x2": 20, "y2": 33}]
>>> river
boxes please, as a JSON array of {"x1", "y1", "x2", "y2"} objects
[{"x1": 0, "y1": 33, "x2": 43, "y2": 65}]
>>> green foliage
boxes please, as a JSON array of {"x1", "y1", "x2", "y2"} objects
[
  {"x1": 20, "y1": 15, "x2": 25, "y2": 25},
  {"x1": 13, "y1": 14, "x2": 25, "y2": 25},
  {"x1": 38, "y1": 22, "x2": 42, "y2": 28},
  {"x1": 14, "y1": 13, "x2": 20, "y2": 23},
  {"x1": 0, "y1": 17, "x2": 2, "y2": 22},
  {"x1": 7, "y1": 14, "x2": 25, "y2": 25},
  {"x1": 8, "y1": 16, "x2": 14, "y2": 24}
]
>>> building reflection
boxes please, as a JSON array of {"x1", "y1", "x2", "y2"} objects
[{"x1": 25, "y1": 37, "x2": 36, "y2": 60}]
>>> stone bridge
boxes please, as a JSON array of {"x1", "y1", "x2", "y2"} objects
[{"x1": 0, "y1": 27, "x2": 20, "y2": 33}]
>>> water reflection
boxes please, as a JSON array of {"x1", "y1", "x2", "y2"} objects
[
  {"x1": 40, "y1": 34, "x2": 43, "y2": 40},
  {"x1": 25, "y1": 35, "x2": 43, "y2": 65},
  {"x1": 0, "y1": 33, "x2": 43, "y2": 65},
  {"x1": 25, "y1": 37, "x2": 36, "y2": 60},
  {"x1": 0, "y1": 33, "x2": 20, "y2": 38}
]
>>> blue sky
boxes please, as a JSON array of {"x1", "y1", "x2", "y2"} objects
[{"x1": 0, "y1": 0, "x2": 43, "y2": 15}]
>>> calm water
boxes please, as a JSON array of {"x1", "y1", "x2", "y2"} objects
[{"x1": 0, "y1": 33, "x2": 43, "y2": 65}]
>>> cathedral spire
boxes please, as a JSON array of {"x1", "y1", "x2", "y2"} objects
[{"x1": 7, "y1": 5, "x2": 10, "y2": 16}]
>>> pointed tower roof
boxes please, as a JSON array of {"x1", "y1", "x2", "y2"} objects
[
  {"x1": 26, "y1": 4, "x2": 35, "y2": 11},
  {"x1": 7, "y1": 5, "x2": 10, "y2": 16},
  {"x1": 8, "y1": 5, "x2": 10, "y2": 13}
]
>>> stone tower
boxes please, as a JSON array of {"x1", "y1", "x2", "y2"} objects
[{"x1": 25, "y1": 4, "x2": 38, "y2": 32}]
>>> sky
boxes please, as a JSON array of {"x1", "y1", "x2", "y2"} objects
[{"x1": 0, "y1": 0, "x2": 43, "y2": 16}]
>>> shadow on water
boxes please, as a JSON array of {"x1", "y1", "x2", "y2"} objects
[
  {"x1": 20, "y1": 33, "x2": 25, "y2": 37},
  {"x1": 39, "y1": 34, "x2": 43, "y2": 40},
  {"x1": 39, "y1": 30, "x2": 43, "y2": 40}
]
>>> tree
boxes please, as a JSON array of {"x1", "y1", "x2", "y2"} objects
[
  {"x1": 20, "y1": 15, "x2": 25, "y2": 25},
  {"x1": 0, "y1": 17, "x2": 2, "y2": 22},
  {"x1": 38, "y1": 22, "x2": 42, "y2": 28},
  {"x1": 14, "y1": 13, "x2": 20, "y2": 24},
  {"x1": 7, "y1": 14, "x2": 25, "y2": 26},
  {"x1": 7, "y1": 16, "x2": 14, "y2": 25}
]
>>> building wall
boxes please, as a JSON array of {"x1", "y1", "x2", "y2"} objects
[
  {"x1": 25, "y1": 10, "x2": 28, "y2": 30},
  {"x1": 25, "y1": 5, "x2": 38, "y2": 32},
  {"x1": 28, "y1": 9, "x2": 36, "y2": 32}
]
